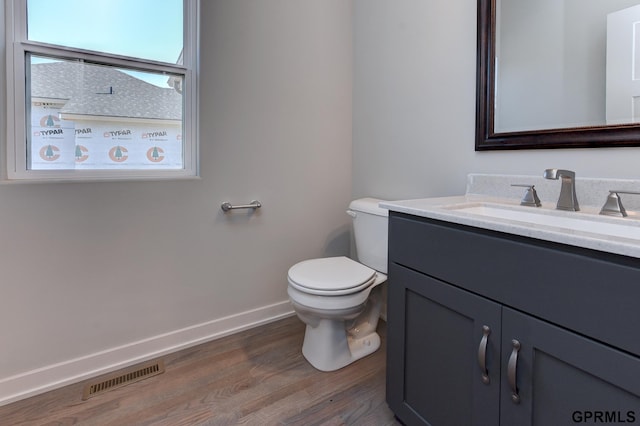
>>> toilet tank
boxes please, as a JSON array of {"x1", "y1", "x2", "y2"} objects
[{"x1": 348, "y1": 198, "x2": 389, "y2": 273}]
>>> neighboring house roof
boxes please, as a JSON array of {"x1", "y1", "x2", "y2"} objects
[{"x1": 30, "y1": 61, "x2": 182, "y2": 121}]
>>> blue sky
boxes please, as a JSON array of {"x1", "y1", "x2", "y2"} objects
[{"x1": 27, "y1": 0, "x2": 183, "y2": 87}]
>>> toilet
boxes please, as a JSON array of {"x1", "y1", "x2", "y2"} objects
[{"x1": 287, "y1": 198, "x2": 388, "y2": 371}]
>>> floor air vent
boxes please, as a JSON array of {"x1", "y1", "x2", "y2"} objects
[{"x1": 82, "y1": 359, "x2": 165, "y2": 400}]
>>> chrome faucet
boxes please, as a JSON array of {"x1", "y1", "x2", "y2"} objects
[{"x1": 543, "y1": 169, "x2": 579, "y2": 211}]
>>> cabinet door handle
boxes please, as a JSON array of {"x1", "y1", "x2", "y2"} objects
[
  {"x1": 477, "y1": 325, "x2": 491, "y2": 384},
  {"x1": 508, "y1": 339, "x2": 521, "y2": 404}
]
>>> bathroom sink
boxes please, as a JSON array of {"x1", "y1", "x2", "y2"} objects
[
  {"x1": 444, "y1": 202, "x2": 640, "y2": 242},
  {"x1": 380, "y1": 174, "x2": 640, "y2": 258}
]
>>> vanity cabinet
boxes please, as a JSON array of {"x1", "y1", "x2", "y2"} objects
[{"x1": 386, "y1": 212, "x2": 640, "y2": 426}]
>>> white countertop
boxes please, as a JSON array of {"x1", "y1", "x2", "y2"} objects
[{"x1": 381, "y1": 191, "x2": 640, "y2": 260}]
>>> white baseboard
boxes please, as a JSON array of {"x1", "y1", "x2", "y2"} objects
[{"x1": 0, "y1": 301, "x2": 294, "y2": 407}]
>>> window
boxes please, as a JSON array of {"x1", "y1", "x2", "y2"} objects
[{"x1": 5, "y1": 0, "x2": 199, "y2": 180}]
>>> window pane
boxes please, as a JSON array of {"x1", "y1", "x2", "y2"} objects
[
  {"x1": 26, "y1": 0, "x2": 183, "y2": 64},
  {"x1": 28, "y1": 55, "x2": 184, "y2": 170}
]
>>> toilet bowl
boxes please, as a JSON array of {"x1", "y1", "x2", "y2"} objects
[{"x1": 287, "y1": 198, "x2": 388, "y2": 371}]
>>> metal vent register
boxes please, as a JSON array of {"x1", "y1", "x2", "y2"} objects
[{"x1": 82, "y1": 359, "x2": 165, "y2": 400}]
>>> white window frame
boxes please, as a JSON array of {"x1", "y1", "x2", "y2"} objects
[{"x1": 4, "y1": 0, "x2": 199, "y2": 181}]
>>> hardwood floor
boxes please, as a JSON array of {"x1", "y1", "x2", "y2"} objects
[{"x1": 0, "y1": 316, "x2": 400, "y2": 425}]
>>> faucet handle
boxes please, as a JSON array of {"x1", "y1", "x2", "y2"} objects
[
  {"x1": 511, "y1": 184, "x2": 541, "y2": 207},
  {"x1": 599, "y1": 190, "x2": 640, "y2": 217}
]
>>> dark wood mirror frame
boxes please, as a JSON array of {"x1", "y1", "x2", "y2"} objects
[{"x1": 475, "y1": 0, "x2": 640, "y2": 151}]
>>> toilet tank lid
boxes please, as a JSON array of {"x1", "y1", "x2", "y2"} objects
[{"x1": 348, "y1": 198, "x2": 388, "y2": 217}]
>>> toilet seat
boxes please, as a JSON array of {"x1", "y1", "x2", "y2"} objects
[{"x1": 287, "y1": 256, "x2": 377, "y2": 296}]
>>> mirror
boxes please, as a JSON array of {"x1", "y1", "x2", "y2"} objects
[{"x1": 476, "y1": 0, "x2": 640, "y2": 150}]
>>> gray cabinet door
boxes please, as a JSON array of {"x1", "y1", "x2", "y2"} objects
[
  {"x1": 387, "y1": 264, "x2": 502, "y2": 426},
  {"x1": 500, "y1": 307, "x2": 640, "y2": 426}
]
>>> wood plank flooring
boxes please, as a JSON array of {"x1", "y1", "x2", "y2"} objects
[{"x1": 0, "y1": 316, "x2": 400, "y2": 425}]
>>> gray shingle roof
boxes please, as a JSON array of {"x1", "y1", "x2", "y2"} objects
[{"x1": 30, "y1": 61, "x2": 182, "y2": 121}]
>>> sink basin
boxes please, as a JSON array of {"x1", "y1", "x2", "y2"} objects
[
  {"x1": 381, "y1": 195, "x2": 640, "y2": 258},
  {"x1": 445, "y1": 203, "x2": 640, "y2": 241}
]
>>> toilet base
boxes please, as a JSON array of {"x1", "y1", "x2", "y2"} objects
[
  {"x1": 296, "y1": 284, "x2": 384, "y2": 371},
  {"x1": 301, "y1": 319, "x2": 381, "y2": 372}
]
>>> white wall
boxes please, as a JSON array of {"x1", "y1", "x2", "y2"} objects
[
  {"x1": 0, "y1": 0, "x2": 353, "y2": 404},
  {"x1": 353, "y1": 0, "x2": 640, "y2": 202}
]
